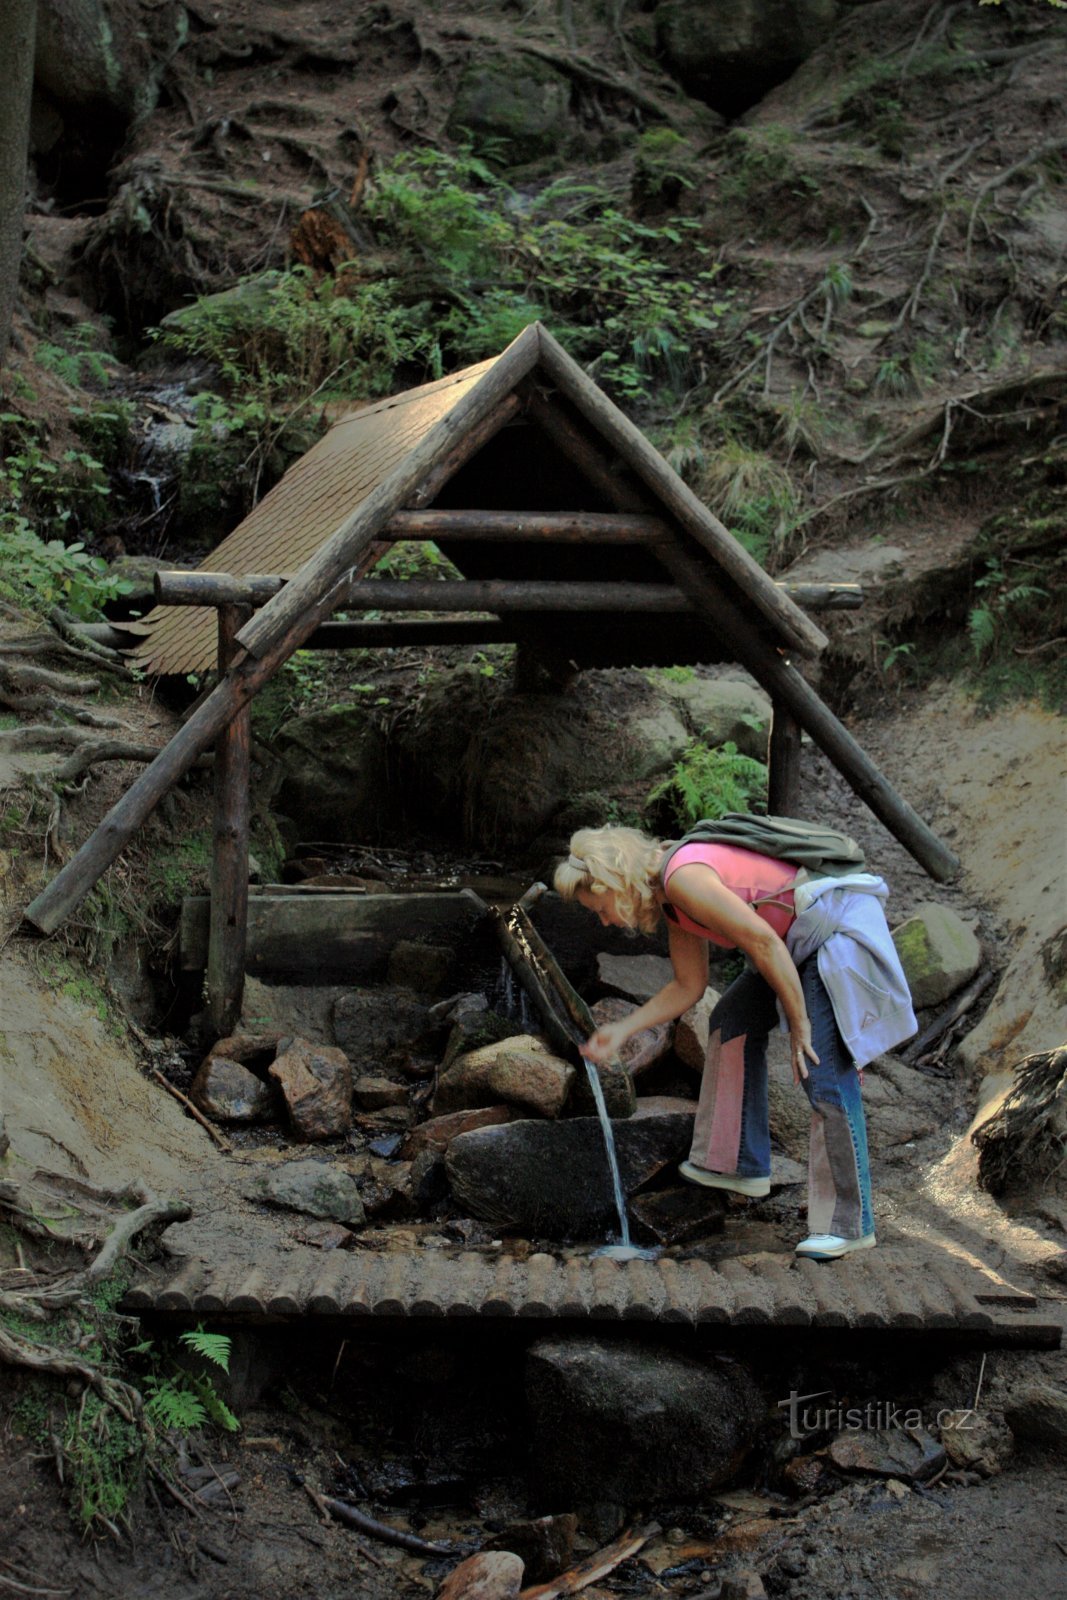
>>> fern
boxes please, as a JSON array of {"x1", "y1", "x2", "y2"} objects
[
  {"x1": 144, "y1": 1380, "x2": 207, "y2": 1432},
  {"x1": 179, "y1": 1328, "x2": 232, "y2": 1371},
  {"x1": 647, "y1": 739, "x2": 768, "y2": 829}
]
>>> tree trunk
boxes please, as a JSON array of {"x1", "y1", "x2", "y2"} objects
[{"x1": 0, "y1": 0, "x2": 36, "y2": 367}]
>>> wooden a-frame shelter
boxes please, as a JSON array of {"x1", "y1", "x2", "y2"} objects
[{"x1": 25, "y1": 323, "x2": 958, "y2": 1031}]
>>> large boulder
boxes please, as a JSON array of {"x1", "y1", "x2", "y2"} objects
[
  {"x1": 444, "y1": 1100, "x2": 696, "y2": 1239},
  {"x1": 654, "y1": 674, "x2": 771, "y2": 759},
  {"x1": 892, "y1": 903, "x2": 981, "y2": 1009},
  {"x1": 190, "y1": 1057, "x2": 277, "y2": 1124},
  {"x1": 332, "y1": 989, "x2": 433, "y2": 1074},
  {"x1": 655, "y1": 0, "x2": 840, "y2": 117},
  {"x1": 447, "y1": 57, "x2": 571, "y2": 165},
  {"x1": 271, "y1": 704, "x2": 390, "y2": 843},
  {"x1": 526, "y1": 1338, "x2": 762, "y2": 1506},
  {"x1": 588, "y1": 998, "x2": 673, "y2": 1078}
]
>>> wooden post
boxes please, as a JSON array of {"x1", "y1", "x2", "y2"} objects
[
  {"x1": 206, "y1": 604, "x2": 252, "y2": 1038},
  {"x1": 768, "y1": 699, "x2": 803, "y2": 816}
]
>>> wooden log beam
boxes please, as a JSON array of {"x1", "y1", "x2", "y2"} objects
[
  {"x1": 385, "y1": 509, "x2": 670, "y2": 542},
  {"x1": 154, "y1": 570, "x2": 864, "y2": 613},
  {"x1": 206, "y1": 603, "x2": 251, "y2": 1038},
  {"x1": 532, "y1": 327, "x2": 829, "y2": 659},
  {"x1": 768, "y1": 701, "x2": 802, "y2": 816}
]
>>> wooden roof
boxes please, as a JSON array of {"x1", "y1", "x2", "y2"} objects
[{"x1": 128, "y1": 325, "x2": 827, "y2": 675}]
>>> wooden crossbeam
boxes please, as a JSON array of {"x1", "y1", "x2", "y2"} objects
[{"x1": 153, "y1": 570, "x2": 865, "y2": 612}]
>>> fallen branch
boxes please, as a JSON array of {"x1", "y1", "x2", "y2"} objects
[
  {"x1": 903, "y1": 967, "x2": 996, "y2": 1064},
  {"x1": 311, "y1": 1490, "x2": 457, "y2": 1556},
  {"x1": 520, "y1": 1522, "x2": 660, "y2": 1598},
  {"x1": 150, "y1": 1069, "x2": 234, "y2": 1153}
]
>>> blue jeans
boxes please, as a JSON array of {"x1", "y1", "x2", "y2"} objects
[{"x1": 687, "y1": 958, "x2": 875, "y2": 1240}]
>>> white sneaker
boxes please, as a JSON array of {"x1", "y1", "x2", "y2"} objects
[
  {"x1": 794, "y1": 1233, "x2": 876, "y2": 1260},
  {"x1": 678, "y1": 1161, "x2": 770, "y2": 1198}
]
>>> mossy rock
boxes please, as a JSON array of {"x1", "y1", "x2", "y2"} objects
[
  {"x1": 892, "y1": 904, "x2": 981, "y2": 1010},
  {"x1": 447, "y1": 58, "x2": 572, "y2": 164},
  {"x1": 655, "y1": 0, "x2": 838, "y2": 113}
]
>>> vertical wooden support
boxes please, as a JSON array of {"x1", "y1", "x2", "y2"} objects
[
  {"x1": 768, "y1": 698, "x2": 803, "y2": 817},
  {"x1": 206, "y1": 604, "x2": 252, "y2": 1038}
]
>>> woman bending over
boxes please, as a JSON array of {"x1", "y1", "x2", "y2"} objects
[{"x1": 554, "y1": 824, "x2": 916, "y2": 1262}]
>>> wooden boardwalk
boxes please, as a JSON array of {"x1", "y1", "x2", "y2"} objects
[{"x1": 124, "y1": 1243, "x2": 1059, "y2": 1344}]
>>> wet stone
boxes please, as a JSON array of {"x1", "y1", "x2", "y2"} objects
[
  {"x1": 269, "y1": 1038, "x2": 353, "y2": 1141},
  {"x1": 629, "y1": 1184, "x2": 727, "y2": 1246},
  {"x1": 939, "y1": 1409, "x2": 1014, "y2": 1476},
  {"x1": 190, "y1": 1057, "x2": 278, "y2": 1123},
  {"x1": 445, "y1": 1102, "x2": 697, "y2": 1239},
  {"x1": 332, "y1": 988, "x2": 433, "y2": 1074},
  {"x1": 590, "y1": 997, "x2": 673, "y2": 1077},
  {"x1": 828, "y1": 1426, "x2": 946, "y2": 1483},
  {"x1": 206, "y1": 1030, "x2": 286, "y2": 1066},
  {"x1": 249, "y1": 1159, "x2": 366, "y2": 1228}
]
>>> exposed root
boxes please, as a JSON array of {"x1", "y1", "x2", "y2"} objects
[
  {"x1": 973, "y1": 1047, "x2": 1067, "y2": 1195},
  {"x1": 965, "y1": 135, "x2": 1067, "y2": 262}
]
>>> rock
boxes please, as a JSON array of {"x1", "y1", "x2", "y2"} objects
[
  {"x1": 1003, "y1": 1382, "x2": 1067, "y2": 1447},
  {"x1": 589, "y1": 997, "x2": 673, "y2": 1077},
  {"x1": 0, "y1": 1114, "x2": 9, "y2": 1159},
  {"x1": 239, "y1": 980, "x2": 347, "y2": 1044},
  {"x1": 250, "y1": 1159, "x2": 365, "y2": 1227},
  {"x1": 432, "y1": 1037, "x2": 575, "y2": 1119},
  {"x1": 595, "y1": 953, "x2": 675, "y2": 1003},
  {"x1": 408, "y1": 1148, "x2": 448, "y2": 1211},
  {"x1": 400, "y1": 1106, "x2": 517, "y2": 1159},
  {"x1": 674, "y1": 988, "x2": 721, "y2": 1072},
  {"x1": 436, "y1": 1550, "x2": 524, "y2": 1600},
  {"x1": 782, "y1": 1453, "x2": 833, "y2": 1496},
  {"x1": 654, "y1": 675, "x2": 771, "y2": 759},
  {"x1": 487, "y1": 1514, "x2": 577, "y2": 1584},
  {"x1": 352, "y1": 1075, "x2": 409, "y2": 1110},
  {"x1": 527, "y1": 1338, "x2": 762, "y2": 1505},
  {"x1": 828, "y1": 1427, "x2": 946, "y2": 1483},
  {"x1": 447, "y1": 57, "x2": 571, "y2": 164},
  {"x1": 207, "y1": 1031, "x2": 285, "y2": 1065},
  {"x1": 630, "y1": 1184, "x2": 727, "y2": 1245},
  {"x1": 939, "y1": 1409, "x2": 1014, "y2": 1476},
  {"x1": 332, "y1": 989, "x2": 433, "y2": 1074},
  {"x1": 892, "y1": 903, "x2": 981, "y2": 1009},
  {"x1": 269, "y1": 1038, "x2": 352, "y2": 1140},
  {"x1": 568, "y1": 1055, "x2": 638, "y2": 1120},
  {"x1": 292, "y1": 1220, "x2": 356, "y2": 1250},
  {"x1": 388, "y1": 940, "x2": 454, "y2": 994},
  {"x1": 439, "y1": 1008, "x2": 519, "y2": 1072},
  {"x1": 271, "y1": 704, "x2": 389, "y2": 841},
  {"x1": 190, "y1": 1056, "x2": 278, "y2": 1123},
  {"x1": 445, "y1": 1101, "x2": 696, "y2": 1239},
  {"x1": 656, "y1": 0, "x2": 838, "y2": 116}
]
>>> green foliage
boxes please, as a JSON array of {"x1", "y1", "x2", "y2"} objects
[
  {"x1": 179, "y1": 1327, "x2": 233, "y2": 1370},
  {"x1": 697, "y1": 438, "x2": 799, "y2": 566},
  {"x1": 719, "y1": 125, "x2": 819, "y2": 207},
  {"x1": 0, "y1": 517, "x2": 133, "y2": 621},
  {"x1": 63, "y1": 1393, "x2": 143, "y2": 1531},
  {"x1": 632, "y1": 128, "x2": 700, "y2": 205},
  {"x1": 646, "y1": 739, "x2": 768, "y2": 830},
  {"x1": 33, "y1": 322, "x2": 116, "y2": 389},
  {"x1": 968, "y1": 557, "x2": 1050, "y2": 659},
  {"x1": 142, "y1": 1327, "x2": 239, "y2": 1436}
]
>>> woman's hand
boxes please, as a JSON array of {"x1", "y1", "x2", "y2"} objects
[
  {"x1": 582, "y1": 1019, "x2": 631, "y2": 1064},
  {"x1": 790, "y1": 1015, "x2": 819, "y2": 1085}
]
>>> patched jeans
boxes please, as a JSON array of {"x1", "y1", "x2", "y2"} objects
[{"x1": 687, "y1": 958, "x2": 874, "y2": 1240}]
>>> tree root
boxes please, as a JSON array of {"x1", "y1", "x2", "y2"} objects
[
  {"x1": 86, "y1": 1196, "x2": 192, "y2": 1283},
  {"x1": 965, "y1": 136, "x2": 1067, "y2": 262}
]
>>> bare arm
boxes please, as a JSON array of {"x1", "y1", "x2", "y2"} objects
[
  {"x1": 583, "y1": 921, "x2": 709, "y2": 1064},
  {"x1": 667, "y1": 863, "x2": 817, "y2": 1082}
]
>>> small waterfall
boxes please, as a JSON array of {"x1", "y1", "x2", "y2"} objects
[{"x1": 583, "y1": 1056, "x2": 631, "y2": 1250}]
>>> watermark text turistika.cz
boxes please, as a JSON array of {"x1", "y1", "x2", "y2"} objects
[{"x1": 779, "y1": 1389, "x2": 979, "y2": 1440}]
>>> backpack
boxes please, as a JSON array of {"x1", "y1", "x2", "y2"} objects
[{"x1": 658, "y1": 813, "x2": 866, "y2": 885}]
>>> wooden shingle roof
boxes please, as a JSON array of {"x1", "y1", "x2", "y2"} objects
[{"x1": 132, "y1": 357, "x2": 499, "y2": 675}]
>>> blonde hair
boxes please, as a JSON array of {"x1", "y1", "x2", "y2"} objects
[{"x1": 553, "y1": 825, "x2": 664, "y2": 934}]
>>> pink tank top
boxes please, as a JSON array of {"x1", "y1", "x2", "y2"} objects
[{"x1": 660, "y1": 841, "x2": 798, "y2": 948}]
